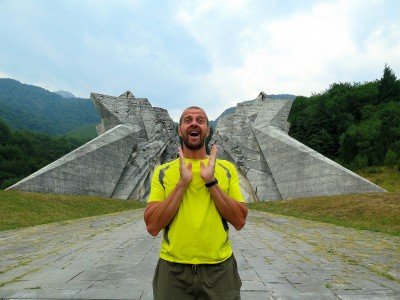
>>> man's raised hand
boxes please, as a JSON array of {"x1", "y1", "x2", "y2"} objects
[
  {"x1": 178, "y1": 146, "x2": 193, "y2": 186},
  {"x1": 200, "y1": 144, "x2": 218, "y2": 183}
]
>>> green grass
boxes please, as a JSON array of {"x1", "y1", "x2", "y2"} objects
[
  {"x1": 248, "y1": 193, "x2": 400, "y2": 236},
  {"x1": 248, "y1": 166, "x2": 400, "y2": 236},
  {"x1": 357, "y1": 166, "x2": 400, "y2": 192},
  {"x1": 1, "y1": 166, "x2": 399, "y2": 236},
  {"x1": 0, "y1": 190, "x2": 145, "y2": 231}
]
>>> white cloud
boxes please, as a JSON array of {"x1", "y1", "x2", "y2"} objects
[
  {"x1": 0, "y1": 71, "x2": 12, "y2": 78},
  {"x1": 175, "y1": 0, "x2": 400, "y2": 109},
  {"x1": 1, "y1": 0, "x2": 399, "y2": 121}
]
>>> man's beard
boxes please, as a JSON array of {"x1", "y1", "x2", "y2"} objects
[{"x1": 182, "y1": 135, "x2": 206, "y2": 150}]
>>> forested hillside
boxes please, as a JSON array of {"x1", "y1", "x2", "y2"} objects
[
  {"x1": 0, "y1": 79, "x2": 100, "y2": 189},
  {"x1": 288, "y1": 64, "x2": 400, "y2": 170},
  {"x1": 0, "y1": 120, "x2": 87, "y2": 189},
  {"x1": 0, "y1": 78, "x2": 99, "y2": 135}
]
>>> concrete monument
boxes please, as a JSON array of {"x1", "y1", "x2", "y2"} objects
[
  {"x1": 211, "y1": 92, "x2": 385, "y2": 202},
  {"x1": 7, "y1": 91, "x2": 179, "y2": 201},
  {"x1": 7, "y1": 91, "x2": 385, "y2": 202}
]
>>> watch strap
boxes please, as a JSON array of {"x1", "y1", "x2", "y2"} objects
[{"x1": 205, "y1": 178, "x2": 218, "y2": 188}]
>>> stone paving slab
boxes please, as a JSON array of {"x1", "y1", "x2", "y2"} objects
[{"x1": 0, "y1": 209, "x2": 399, "y2": 299}]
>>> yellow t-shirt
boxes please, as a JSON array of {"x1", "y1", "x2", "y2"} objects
[{"x1": 148, "y1": 157, "x2": 245, "y2": 264}]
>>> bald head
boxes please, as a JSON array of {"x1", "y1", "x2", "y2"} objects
[{"x1": 179, "y1": 106, "x2": 209, "y2": 126}]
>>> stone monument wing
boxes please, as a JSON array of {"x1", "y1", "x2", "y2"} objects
[
  {"x1": 7, "y1": 91, "x2": 180, "y2": 201},
  {"x1": 211, "y1": 92, "x2": 385, "y2": 202}
]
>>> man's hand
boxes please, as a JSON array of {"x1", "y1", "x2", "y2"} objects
[
  {"x1": 200, "y1": 144, "x2": 218, "y2": 182},
  {"x1": 178, "y1": 146, "x2": 193, "y2": 186}
]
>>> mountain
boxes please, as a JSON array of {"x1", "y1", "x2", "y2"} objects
[
  {"x1": 55, "y1": 90, "x2": 76, "y2": 98},
  {"x1": 0, "y1": 78, "x2": 297, "y2": 135},
  {"x1": 0, "y1": 78, "x2": 99, "y2": 135}
]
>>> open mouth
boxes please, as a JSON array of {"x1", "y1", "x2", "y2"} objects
[{"x1": 189, "y1": 132, "x2": 199, "y2": 137}]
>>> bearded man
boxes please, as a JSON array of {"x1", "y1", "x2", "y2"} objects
[{"x1": 144, "y1": 106, "x2": 248, "y2": 299}]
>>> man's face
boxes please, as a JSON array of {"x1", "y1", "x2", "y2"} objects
[{"x1": 178, "y1": 108, "x2": 210, "y2": 150}]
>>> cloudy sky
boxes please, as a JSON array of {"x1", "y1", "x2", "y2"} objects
[{"x1": 1, "y1": 0, "x2": 399, "y2": 121}]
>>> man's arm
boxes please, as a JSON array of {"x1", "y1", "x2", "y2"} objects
[
  {"x1": 200, "y1": 144, "x2": 248, "y2": 230},
  {"x1": 144, "y1": 181, "x2": 186, "y2": 236},
  {"x1": 207, "y1": 185, "x2": 248, "y2": 230},
  {"x1": 144, "y1": 147, "x2": 192, "y2": 236}
]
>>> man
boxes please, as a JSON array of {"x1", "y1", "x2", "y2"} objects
[{"x1": 144, "y1": 106, "x2": 248, "y2": 299}]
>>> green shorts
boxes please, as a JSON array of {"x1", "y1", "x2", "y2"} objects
[{"x1": 152, "y1": 255, "x2": 242, "y2": 300}]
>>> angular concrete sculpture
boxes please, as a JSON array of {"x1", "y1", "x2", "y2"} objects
[
  {"x1": 7, "y1": 91, "x2": 179, "y2": 201},
  {"x1": 211, "y1": 92, "x2": 385, "y2": 202},
  {"x1": 7, "y1": 91, "x2": 385, "y2": 202}
]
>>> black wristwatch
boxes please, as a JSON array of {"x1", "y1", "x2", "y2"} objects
[{"x1": 205, "y1": 178, "x2": 218, "y2": 188}]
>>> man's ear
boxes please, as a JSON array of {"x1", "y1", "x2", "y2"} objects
[
  {"x1": 206, "y1": 126, "x2": 210, "y2": 138},
  {"x1": 178, "y1": 125, "x2": 182, "y2": 137}
]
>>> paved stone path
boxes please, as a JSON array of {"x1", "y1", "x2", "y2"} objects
[{"x1": 0, "y1": 209, "x2": 399, "y2": 299}]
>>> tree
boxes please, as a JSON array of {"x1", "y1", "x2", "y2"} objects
[
  {"x1": 0, "y1": 119, "x2": 11, "y2": 143},
  {"x1": 338, "y1": 117, "x2": 382, "y2": 167},
  {"x1": 377, "y1": 101, "x2": 400, "y2": 153},
  {"x1": 378, "y1": 64, "x2": 400, "y2": 102},
  {"x1": 289, "y1": 65, "x2": 400, "y2": 170},
  {"x1": 384, "y1": 150, "x2": 398, "y2": 167},
  {"x1": 0, "y1": 121, "x2": 87, "y2": 189}
]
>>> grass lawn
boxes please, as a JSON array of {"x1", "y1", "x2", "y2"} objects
[
  {"x1": 248, "y1": 192, "x2": 400, "y2": 236},
  {"x1": 1, "y1": 166, "x2": 399, "y2": 236},
  {"x1": 357, "y1": 166, "x2": 400, "y2": 193},
  {"x1": 247, "y1": 166, "x2": 400, "y2": 236},
  {"x1": 0, "y1": 190, "x2": 145, "y2": 231}
]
